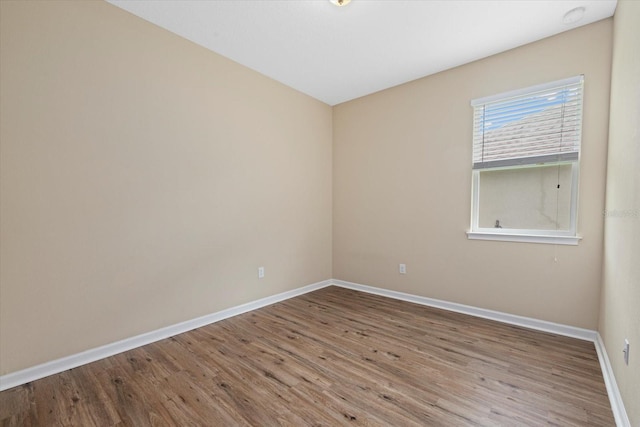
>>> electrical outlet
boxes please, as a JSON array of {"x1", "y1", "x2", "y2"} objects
[
  {"x1": 258, "y1": 267, "x2": 265, "y2": 279},
  {"x1": 399, "y1": 264, "x2": 406, "y2": 274},
  {"x1": 623, "y1": 339, "x2": 630, "y2": 365}
]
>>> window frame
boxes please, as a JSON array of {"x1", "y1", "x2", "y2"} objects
[{"x1": 467, "y1": 76, "x2": 584, "y2": 246}]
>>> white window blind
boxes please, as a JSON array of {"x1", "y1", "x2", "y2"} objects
[{"x1": 471, "y1": 75, "x2": 584, "y2": 170}]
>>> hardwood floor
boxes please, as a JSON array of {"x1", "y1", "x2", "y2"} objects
[{"x1": 0, "y1": 286, "x2": 615, "y2": 426}]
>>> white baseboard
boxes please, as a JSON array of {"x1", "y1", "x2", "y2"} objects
[
  {"x1": 331, "y1": 279, "x2": 630, "y2": 426},
  {"x1": 331, "y1": 279, "x2": 597, "y2": 341},
  {"x1": 0, "y1": 279, "x2": 332, "y2": 392},
  {"x1": 594, "y1": 333, "x2": 631, "y2": 427}
]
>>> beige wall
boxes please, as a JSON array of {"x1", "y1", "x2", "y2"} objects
[
  {"x1": 0, "y1": 1, "x2": 332, "y2": 375},
  {"x1": 600, "y1": 1, "x2": 640, "y2": 425},
  {"x1": 333, "y1": 20, "x2": 612, "y2": 329}
]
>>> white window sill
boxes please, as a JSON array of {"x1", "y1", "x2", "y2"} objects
[{"x1": 466, "y1": 231, "x2": 582, "y2": 245}]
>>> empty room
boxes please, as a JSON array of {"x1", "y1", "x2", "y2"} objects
[{"x1": 0, "y1": 0, "x2": 638, "y2": 425}]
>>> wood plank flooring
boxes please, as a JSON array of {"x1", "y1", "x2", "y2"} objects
[{"x1": 0, "y1": 286, "x2": 615, "y2": 426}]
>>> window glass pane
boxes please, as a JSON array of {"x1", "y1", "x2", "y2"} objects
[{"x1": 478, "y1": 164, "x2": 573, "y2": 231}]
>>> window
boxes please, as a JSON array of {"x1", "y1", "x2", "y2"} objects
[{"x1": 467, "y1": 76, "x2": 584, "y2": 245}]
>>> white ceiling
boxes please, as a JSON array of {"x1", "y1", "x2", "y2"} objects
[{"x1": 107, "y1": 0, "x2": 617, "y2": 106}]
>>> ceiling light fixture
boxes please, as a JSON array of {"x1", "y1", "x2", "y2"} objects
[
  {"x1": 329, "y1": 0, "x2": 351, "y2": 7},
  {"x1": 562, "y1": 6, "x2": 586, "y2": 24}
]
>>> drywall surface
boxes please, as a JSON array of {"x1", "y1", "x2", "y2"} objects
[
  {"x1": 333, "y1": 19, "x2": 612, "y2": 329},
  {"x1": 600, "y1": 0, "x2": 640, "y2": 424},
  {"x1": 0, "y1": 0, "x2": 332, "y2": 374}
]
